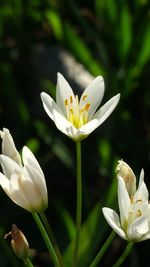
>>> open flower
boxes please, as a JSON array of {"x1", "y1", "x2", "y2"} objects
[
  {"x1": 41, "y1": 73, "x2": 120, "y2": 141},
  {"x1": 102, "y1": 160, "x2": 150, "y2": 242},
  {"x1": 0, "y1": 128, "x2": 48, "y2": 212}
]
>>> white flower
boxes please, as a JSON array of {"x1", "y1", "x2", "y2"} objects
[
  {"x1": 102, "y1": 160, "x2": 150, "y2": 242},
  {"x1": 41, "y1": 73, "x2": 120, "y2": 141},
  {"x1": 0, "y1": 128, "x2": 48, "y2": 212}
]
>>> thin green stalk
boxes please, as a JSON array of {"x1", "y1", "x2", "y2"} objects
[
  {"x1": 72, "y1": 140, "x2": 82, "y2": 267},
  {"x1": 39, "y1": 211, "x2": 64, "y2": 267},
  {"x1": 24, "y1": 257, "x2": 34, "y2": 267},
  {"x1": 32, "y1": 212, "x2": 60, "y2": 267},
  {"x1": 112, "y1": 241, "x2": 134, "y2": 267},
  {"x1": 89, "y1": 231, "x2": 116, "y2": 267}
]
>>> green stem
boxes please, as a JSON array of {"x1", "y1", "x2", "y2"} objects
[
  {"x1": 89, "y1": 231, "x2": 116, "y2": 267},
  {"x1": 24, "y1": 257, "x2": 34, "y2": 267},
  {"x1": 72, "y1": 140, "x2": 82, "y2": 267},
  {"x1": 112, "y1": 241, "x2": 134, "y2": 267},
  {"x1": 32, "y1": 213, "x2": 60, "y2": 267},
  {"x1": 39, "y1": 211, "x2": 64, "y2": 267}
]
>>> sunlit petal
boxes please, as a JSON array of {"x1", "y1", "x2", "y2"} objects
[
  {"x1": 102, "y1": 208, "x2": 127, "y2": 240},
  {"x1": 0, "y1": 128, "x2": 22, "y2": 165},
  {"x1": 118, "y1": 177, "x2": 130, "y2": 224},
  {"x1": 56, "y1": 73, "x2": 75, "y2": 116},
  {"x1": 127, "y1": 216, "x2": 149, "y2": 241},
  {"x1": 41, "y1": 92, "x2": 63, "y2": 121},
  {"x1": 80, "y1": 76, "x2": 104, "y2": 119},
  {"x1": 52, "y1": 106, "x2": 79, "y2": 139},
  {"x1": 93, "y1": 94, "x2": 120, "y2": 121},
  {"x1": 0, "y1": 155, "x2": 21, "y2": 179},
  {"x1": 22, "y1": 146, "x2": 44, "y2": 178}
]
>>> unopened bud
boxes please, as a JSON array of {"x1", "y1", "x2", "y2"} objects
[
  {"x1": 5, "y1": 224, "x2": 29, "y2": 260},
  {"x1": 116, "y1": 160, "x2": 136, "y2": 196}
]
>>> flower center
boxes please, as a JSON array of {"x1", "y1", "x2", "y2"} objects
[
  {"x1": 64, "y1": 95, "x2": 90, "y2": 128},
  {"x1": 127, "y1": 197, "x2": 143, "y2": 226}
]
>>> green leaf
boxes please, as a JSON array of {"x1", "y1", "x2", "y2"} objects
[
  {"x1": 136, "y1": 24, "x2": 150, "y2": 68},
  {"x1": 63, "y1": 22, "x2": 104, "y2": 76},
  {"x1": 118, "y1": 5, "x2": 132, "y2": 59},
  {"x1": 55, "y1": 202, "x2": 76, "y2": 241},
  {"x1": 52, "y1": 138, "x2": 74, "y2": 169},
  {"x1": 46, "y1": 10, "x2": 63, "y2": 41},
  {"x1": 95, "y1": 0, "x2": 117, "y2": 24},
  {"x1": 63, "y1": 203, "x2": 109, "y2": 267}
]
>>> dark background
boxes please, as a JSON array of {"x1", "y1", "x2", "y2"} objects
[{"x1": 0, "y1": 0, "x2": 150, "y2": 266}]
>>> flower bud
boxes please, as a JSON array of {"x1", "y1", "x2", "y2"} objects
[
  {"x1": 5, "y1": 224, "x2": 29, "y2": 260},
  {"x1": 116, "y1": 160, "x2": 136, "y2": 196},
  {"x1": 0, "y1": 128, "x2": 22, "y2": 166}
]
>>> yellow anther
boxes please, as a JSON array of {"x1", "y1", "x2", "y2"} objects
[
  {"x1": 137, "y1": 210, "x2": 142, "y2": 217},
  {"x1": 136, "y1": 199, "x2": 143, "y2": 203},
  {"x1": 69, "y1": 108, "x2": 73, "y2": 115},
  {"x1": 130, "y1": 195, "x2": 134, "y2": 204},
  {"x1": 65, "y1": 99, "x2": 68, "y2": 106},
  {"x1": 70, "y1": 96, "x2": 73, "y2": 104},
  {"x1": 82, "y1": 95, "x2": 88, "y2": 101},
  {"x1": 81, "y1": 103, "x2": 90, "y2": 113},
  {"x1": 84, "y1": 103, "x2": 90, "y2": 112}
]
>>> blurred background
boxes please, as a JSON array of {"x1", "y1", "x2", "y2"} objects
[{"x1": 0, "y1": 0, "x2": 150, "y2": 266}]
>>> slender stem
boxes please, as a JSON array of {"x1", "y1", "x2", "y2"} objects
[
  {"x1": 72, "y1": 140, "x2": 82, "y2": 267},
  {"x1": 24, "y1": 258, "x2": 34, "y2": 267},
  {"x1": 39, "y1": 211, "x2": 64, "y2": 267},
  {"x1": 89, "y1": 231, "x2": 116, "y2": 267},
  {"x1": 112, "y1": 241, "x2": 134, "y2": 267},
  {"x1": 32, "y1": 213, "x2": 60, "y2": 267}
]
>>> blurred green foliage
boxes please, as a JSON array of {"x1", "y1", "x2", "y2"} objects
[{"x1": 0, "y1": 0, "x2": 150, "y2": 266}]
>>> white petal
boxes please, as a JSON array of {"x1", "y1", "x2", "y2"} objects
[
  {"x1": 24, "y1": 165, "x2": 48, "y2": 208},
  {"x1": 0, "y1": 172, "x2": 11, "y2": 196},
  {"x1": 52, "y1": 106, "x2": 80, "y2": 139},
  {"x1": 127, "y1": 216, "x2": 149, "y2": 241},
  {"x1": 1, "y1": 128, "x2": 22, "y2": 165},
  {"x1": 138, "y1": 169, "x2": 144, "y2": 188},
  {"x1": 116, "y1": 160, "x2": 136, "y2": 196},
  {"x1": 0, "y1": 171, "x2": 30, "y2": 211},
  {"x1": 41, "y1": 92, "x2": 62, "y2": 121},
  {"x1": 102, "y1": 207, "x2": 127, "y2": 240},
  {"x1": 56, "y1": 73, "x2": 75, "y2": 116},
  {"x1": 135, "y1": 179, "x2": 149, "y2": 204},
  {"x1": 79, "y1": 76, "x2": 104, "y2": 119},
  {"x1": 22, "y1": 146, "x2": 44, "y2": 178},
  {"x1": 9, "y1": 172, "x2": 31, "y2": 210},
  {"x1": 93, "y1": 94, "x2": 120, "y2": 123},
  {"x1": 79, "y1": 119, "x2": 99, "y2": 136},
  {"x1": 0, "y1": 155, "x2": 21, "y2": 179},
  {"x1": 118, "y1": 177, "x2": 130, "y2": 226},
  {"x1": 79, "y1": 94, "x2": 120, "y2": 137}
]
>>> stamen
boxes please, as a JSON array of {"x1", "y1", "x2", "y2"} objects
[
  {"x1": 65, "y1": 99, "x2": 68, "y2": 106},
  {"x1": 64, "y1": 94, "x2": 90, "y2": 128},
  {"x1": 70, "y1": 96, "x2": 73, "y2": 104},
  {"x1": 82, "y1": 95, "x2": 88, "y2": 101},
  {"x1": 136, "y1": 199, "x2": 143, "y2": 203},
  {"x1": 69, "y1": 109, "x2": 73, "y2": 115},
  {"x1": 137, "y1": 210, "x2": 142, "y2": 217},
  {"x1": 80, "y1": 103, "x2": 90, "y2": 113},
  {"x1": 130, "y1": 195, "x2": 134, "y2": 204},
  {"x1": 84, "y1": 103, "x2": 90, "y2": 112},
  {"x1": 128, "y1": 211, "x2": 133, "y2": 225},
  {"x1": 129, "y1": 211, "x2": 133, "y2": 215}
]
